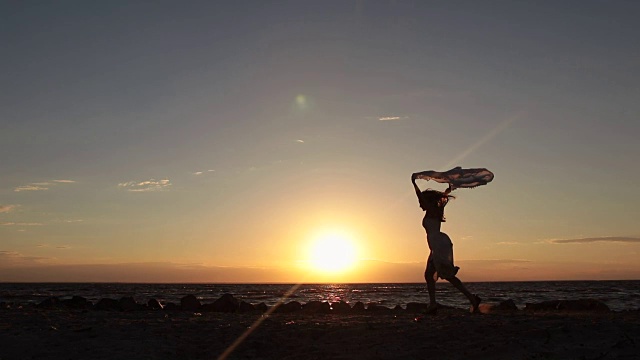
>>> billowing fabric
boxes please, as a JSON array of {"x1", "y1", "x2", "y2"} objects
[{"x1": 415, "y1": 166, "x2": 494, "y2": 189}]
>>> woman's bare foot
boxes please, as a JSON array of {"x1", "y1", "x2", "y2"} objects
[{"x1": 470, "y1": 294, "x2": 481, "y2": 313}]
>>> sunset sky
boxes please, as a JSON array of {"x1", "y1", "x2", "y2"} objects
[{"x1": 2, "y1": 1, "x2": 639, "y2": 283}]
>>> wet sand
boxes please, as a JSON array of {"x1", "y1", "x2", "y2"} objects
[{"x1": 1, "y1": 306, "x2": 638, "y2": 359}]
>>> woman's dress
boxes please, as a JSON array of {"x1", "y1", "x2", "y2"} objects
[{"x1": 423, "y1": 216, "x2": 459, "y2": 280}]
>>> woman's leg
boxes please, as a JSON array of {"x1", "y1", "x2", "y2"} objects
[
  {"x1": 447, "y1": 276, "x2": 481, "y2": 312},
  {"x1": 424, "y1": 256, "x2": 437, "y2": 308}
]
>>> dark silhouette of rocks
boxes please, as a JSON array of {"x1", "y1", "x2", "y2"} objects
[
  {"x1": 62, "y1": 296, "x2": 91, "y2": 310},
  {"x1": 255, "y1": 302, "x2": 268, "y2": 313},
  {"x1": 525, "y1": 299, "x2": 610, "y2": 312},
  {"x1": 147, "y1": 298, "x2": 163, "y2": 310},
  {"x1": 275, "y1": 301, "x2": 302, "y2": 313},
  {"x1": 210, "y1": 293, "x2": 239, "y2": 312},
  {"x1": 238, "y1": 301, "x2": 255, "y2": 313},
  {"x1": 119, "y1": 297, "x2": 141, "y2": 311},
  {"x1": 366, "y1": 303, "x2": 392, "y2": 312},
  {"x1": 95, "y1": 298, "x2": 121, "y2": 311},
  {"x1": 302, "y1": 301, "x2": 330, "y2": 314},
  {"x1": 331, "y1": 301, "x2": 351, "y2": 314},
  {"x1": 21, "y1": 294, "x2": 619, "y2": 316},
  {"x1": 164, "y1": 302, "x2": 180, "y2": 311},
  {"x1": 496, "y1": 299, "x2": 518, "y2": 310},
  {"x1": 180, "y1": 295, "x2": 201, "y2": 311},
  {"x1": 38, "y1": 297, "x2": 61, "y2": 309},
  {"x1": 352, "y1": 301, "x2": 366, "y2": 313}
]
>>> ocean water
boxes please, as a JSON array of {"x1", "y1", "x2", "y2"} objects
[{"x1": 1, "y1": 281, "x2": 639, "y2": 312}]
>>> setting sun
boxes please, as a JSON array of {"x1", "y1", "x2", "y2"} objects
[{"x1": 307, "y1": 231, "x2": 358, "y2": 273}]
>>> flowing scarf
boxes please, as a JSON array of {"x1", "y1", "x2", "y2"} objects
[{"x1": 415, "y1": 166, "x2": 494, "y2": 189}]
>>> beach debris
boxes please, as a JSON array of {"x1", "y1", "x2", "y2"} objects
[{"x1": 180, "y1": 295, "x2": 201, "y2": 311}]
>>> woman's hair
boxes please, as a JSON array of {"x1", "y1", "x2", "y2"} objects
[{"x1": 420, "y1": 189, "x2": 455, "y2": 209}]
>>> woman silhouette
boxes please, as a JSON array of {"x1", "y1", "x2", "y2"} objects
[{"x1": 412, "y1": 173, "x2": 481, "y2": 314}]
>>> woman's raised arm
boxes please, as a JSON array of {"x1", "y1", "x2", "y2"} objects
[{"x1": 411, "y1": 173, "x2": 423, "y2": 204}]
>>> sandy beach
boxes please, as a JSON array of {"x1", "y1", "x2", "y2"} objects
[{"x1": 1, "y1": 303, "x2": 638, "y2": 360}]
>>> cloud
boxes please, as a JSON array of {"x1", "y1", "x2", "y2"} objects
[
  {"x1": 496, "y1": 241, "x2": 519, "y2": 245},
  {"x1": 378, "y1": 116, "x2": 408, "y2": 121},
  {"x1": 0, "y1": 250, "x2": 50, "y2": 267},
  {"x1": 459, "y1": 259, "x2": 532, "y2": 264},
  {"x1": 118, "y1": 179, "x2": 172, "y2": 192},
  {"x1": 550, "y1": 236, "x2": 640, "y2": 244},
  {"x1": 14, "y1": 179, "x2": 75, "y2": 192},
  {"x1": 0, "y1": 204, "x2": 16, "y2": 213},
  {"x1": 295, "y1": 139, "x2": 304, "y2": 143},
  {"x1": 1, "y1": 222, "x2": 44, "y2": 226},
  {"x1": 14, "y1": 185, "x2": 49, "y2": 192},
  {"x1": 56, "y1": 245, "x2": 71, "y2": 249},
  {"x1": 191, "y1": 170, "x2": 215, "y2": 176}
]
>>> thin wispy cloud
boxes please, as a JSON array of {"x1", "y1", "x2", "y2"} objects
[
  {"x1": 0, "y1": 204, "x2": 17, "y2": 213},
  {"x1": 118, "y1": 179, "x2": 172, "y2": 192},
  {"x1": 14, "y1": 184, "x2": 49, "y2": 192},
  {"x1": 497, "y1": 241, "x2": 520, "y2": 245},
  {"x1": 550, "y1": 236, "x2": 640, "y2": 244},
  {"x1": 378, "y1": 116, "x2": 409, "y2": 121},
  {"x1": 14, "y1": 180, "x2": 76, "y2": 192},
  {"x1": 192, "y1": 170, "x2": 215, "y2": 175},
  {"x1": 459, "y1": 259, "x2": 532, "y2": 264},
  {"x1": 1, "y1": 222, "x2": 44, "y2": 226},
  {"x1": 0, "y1": 250, "x2": 50, "y2": 266},
  {"x1": 295, "y1": 139, "x2": 304, "y2": 143}
]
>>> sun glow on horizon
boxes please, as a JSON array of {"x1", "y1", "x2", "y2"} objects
[{"x1": 307, "y1": 230, "x2": 358, "y2": 274}]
